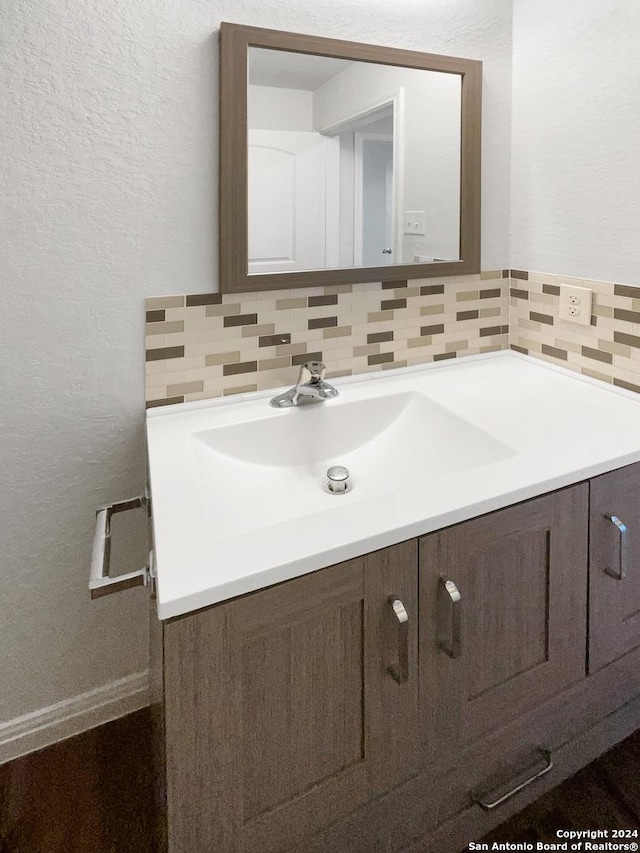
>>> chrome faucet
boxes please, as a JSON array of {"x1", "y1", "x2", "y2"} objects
[{"x1": 270, "y1": 361, "x2": 339, "y2": 408}]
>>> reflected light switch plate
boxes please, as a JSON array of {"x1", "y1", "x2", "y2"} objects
[{"x1": 404, "y1": 211, "x2": 426, "y2": 236}]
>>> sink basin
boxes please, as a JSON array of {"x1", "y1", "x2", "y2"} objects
[
  {"x1": 146, "y1": 353, "x2": 640, "y2": 619},
  {"x1": 191, "y1": 390, "x2": 515, "y2": 539}
]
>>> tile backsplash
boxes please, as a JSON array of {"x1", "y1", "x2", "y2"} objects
[
  {"x1": 145, "y1": 270, "x2": 640, "y2": 407},
  {"x1": 509, "y1": 270, "x2": 640, "y2": 394},
  {"x1": 145, "y1": 272, "x2": 508, "y2": 407}
]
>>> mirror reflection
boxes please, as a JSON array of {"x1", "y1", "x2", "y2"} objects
[{"x1": 248, "y1": 47, "x2": 462, "y2": 276}]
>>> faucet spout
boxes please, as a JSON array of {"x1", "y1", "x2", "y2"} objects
[{"x1": 270, "y1": 361, "x2": 339, "y2": 408}]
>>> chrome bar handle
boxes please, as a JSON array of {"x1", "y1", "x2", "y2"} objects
[
  {"x1": 604, "y1": 514, "x2": 629, "y2": 580},
  {"x1": 89, "y1": 495, "x2": 150, "y2": 599},
  {"x1": 387, "y1": 595, "x2": 409, "y2": 684},
  {"x1": 438, "y1": 576, "x2": 462, "y2": 659},
  {"x1": 472, "y1": 749, "x2": 553, "y2": 811}
]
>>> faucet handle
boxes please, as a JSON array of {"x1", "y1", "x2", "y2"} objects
[{"x1": 299, "y1": 361, "x2": 326, "y2": 383}]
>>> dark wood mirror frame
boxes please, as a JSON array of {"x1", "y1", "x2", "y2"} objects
[{"x1": 219, "y1": 22, "x2": 482, "y2": 294}]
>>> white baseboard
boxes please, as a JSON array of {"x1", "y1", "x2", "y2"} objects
[{"x1": 0, "y1": 670, "x2": 150, "y2": 765}]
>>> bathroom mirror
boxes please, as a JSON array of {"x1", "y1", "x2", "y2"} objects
[{"x1": 219, "y1": 23, "x2": 482, "y2": 293}]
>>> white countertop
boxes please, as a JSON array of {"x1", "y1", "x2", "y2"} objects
[{"x1": 146, "y1": 352, "x2": 640, "y2": 620}]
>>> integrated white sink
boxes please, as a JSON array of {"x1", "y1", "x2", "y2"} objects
[
  {"x1": 146, "y1": 352, "x2": 640, "y2": 618},
  {"x1": 192, "y1": 390, "x2": 515, "y2": 538}
]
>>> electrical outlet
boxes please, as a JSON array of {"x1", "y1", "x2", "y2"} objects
[{"x1": 558, "y1": 283, "x2": 592, "y2": 326}]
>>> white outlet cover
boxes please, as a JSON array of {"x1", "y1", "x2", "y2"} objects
[{"x1": 558, "y1": 283, "x2": 592, "y2": 326}]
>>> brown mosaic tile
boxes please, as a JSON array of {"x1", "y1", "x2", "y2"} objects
[
  {"x1": 382, "y1": 280, "x2": 407, "y2": 289},
  {"x1": 381, "y1": 298, "x2": 407, "y2": 310},
  {"x1": 502, "y1": 270, "x2": 510, "y2": 278},
  {"x1": 166, "y1": 380, "x2": 204, "y2": 396},
  {"x1": 614, "y1": 284, "x2": 640, "y2": 298},
  {"x1": 186, "y1": 294, "x2": 222, "y2": 307},
  {"x1": 590, "y1": 315, "x2": 597, "y2": 326},
  {"x1": 542, "y1": 284, "x2": 561, "y2": 296},
  {"x1": 456, "y1": 291, "x2": 479, "y2": 301},
  {"x1": 146, "y1": 396, "x2": 184, "y2": 408},
  {"x1": 308, "y1": 295, "x2": 338, "y2": 307},
  {"x1": 434, "y1": 352, "x2": 456, "y2": 362},
  {"x1": 146, "y1": 310, "x2": 165, "y2": 323},
  {"x1": 511, "y1": 269, "x2": 529, "y2": 281},
  {"x1": 457, "y1": 310, "x2": 479, "y2": 321},
  {"x1": 511, "y1": 344, "x2": 528, "y2": 355},
  {"x1": 581, "y1": 346, "x2": 612, "y2": 365},
  {"x1": 367, "y1": 331, "x2": 394, "y2": 344},
  {"x1": 541, "y1": 344, "x2": 568, "y2": 361},
  {"x1": 614, "y1": 331, "x2": 640, "y2": 349},
  {"x1": 613, "y1": 308, "x2": 640, "y2": 324},
  {"x1": 381, "y1": 360, "x2": 408, "y2": 370},
  {"x1": 529, "y1": 311, "x2": 554, "y2": 325},
  {"x1": 480, "y1": 325, "x2": 508, "y2": 337},
  {"x1": 146, "y1": 345, "x2": 184, "y2": 362},
  {"x1": 480, "y1": 270, "x2": 502, "y2": 280},
  {"x1": 510, "y1": 289, "x2": 529, "y2": 300},
  {"x1": 223, "y1": 361, "x2": 258, "y2": 376},
  {"x1": 479, "y1": 307, "x2": 501, "y2": 318},
  {"x1": 368, "y1": 352, "x2": 394, "y2": 366},
  {"x1": 614, "y1": 377, "x2": 640, "y2": 394},
  {"x1": 420, "y1": 284, "x2": 445, "y2": 296},
  {"x1": 223, "y1": 313, "x2": 258, "y2": 328},
  {"x1": 479, "y1": 288, "x2": 501, "y2": 299},
  {"x1": 323, "y1": 326, "x2": 352, "y2": 338},
  {"x1": 420, "y1": 323, "x2": 445, "y2": 336},
  {"x1": 205, "y1": 351, "x2": 241, "y2": 366},
  {"x1": 308, "y1": 317, "x2": 337, "y2": 330},
  {"x1": 292, "y1": 351, "x2": 322, "y2": 366},
  {"x1": 259, "y1": 333, "x2": 291, "y2": 347}
]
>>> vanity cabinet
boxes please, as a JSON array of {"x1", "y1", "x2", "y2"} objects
[
  {"x1": 419, "y1": 484, "x2": 588, "y2": 755},
  {"x1": 156, "y1": 463, "x2": 640, "y2": 853},
  {"x1": 589, "y1": 462, "x2": 640, "y2": 673},
  {"x1": 162, "y1": 541, "x2": 418, "y2": 853}
]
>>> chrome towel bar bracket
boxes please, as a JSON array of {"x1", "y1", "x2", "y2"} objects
[{"x1": 89, "y1": 492, "x2": 152, "y2": 599}]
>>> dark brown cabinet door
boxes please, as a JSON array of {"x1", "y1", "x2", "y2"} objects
[
  {"x1": 419, "y1": 485, "x2": 588, "y2": 754},
  {"x1": 163, "y1": 541, "x2": 418, "y2": 853},
  {"x1": 590, "y1": 461, "x2": 640, "y2": 673}
]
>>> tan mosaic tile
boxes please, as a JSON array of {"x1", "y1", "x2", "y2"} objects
[{"x1": 145, "y1": 274, "x2": 518, "y2": 406}]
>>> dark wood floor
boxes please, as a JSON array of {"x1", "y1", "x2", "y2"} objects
[
  {"x1": 0, "y1": 709, "x2": 156, "y2": 853},
  {"x1": 0, "y1": 708, "x2": 639, "y2": 852}
]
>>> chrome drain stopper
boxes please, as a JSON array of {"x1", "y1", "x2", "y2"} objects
[{"x1": 324, "y1": 465, "x2": 352, "y2": 495}]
